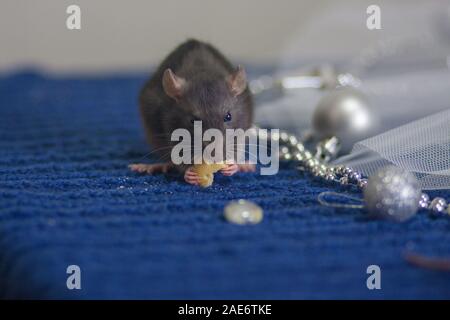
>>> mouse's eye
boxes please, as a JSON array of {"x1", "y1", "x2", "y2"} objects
[{"x1": 224, "y1": 112, "x2": 232, "y2": 122}]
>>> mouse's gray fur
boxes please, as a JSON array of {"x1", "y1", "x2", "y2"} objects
[{"x1": 139, "y1": 39, "x2": 253, "y2": 171}]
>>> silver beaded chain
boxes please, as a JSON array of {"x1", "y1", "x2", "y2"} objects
[{"x1": 271, "y1": 130, "x2": 450, "y2": 218}]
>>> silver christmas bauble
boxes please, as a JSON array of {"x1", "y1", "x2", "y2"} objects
[
  {"x1": 312, "y1": 87, "x2": 378, "y2": 152},
  {"x1": 363, "y1": 166, "x2": 421, "y2": 222},
  {"x1": 224, "y1": 199, "x2": 263, "y2": 225}
]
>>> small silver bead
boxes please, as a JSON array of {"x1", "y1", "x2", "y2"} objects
[
  {"x1": 314, "y1": 136, "x2": 341, "y2": 163},
  {"x1": 315, "y1": 170, "x2": 326, "y2": 178},
  {"x1": 418, "y1": 193, "x2": 430, "y2": 209},
  {"x1": 348, "y1": 171, "x2": 362, "y2": 183},
  {"x1": 288, "y1": 135, "x2": 298, "y2": 146},
  {"x1": 303, "y1": 151, "x2": 313, "y2": 160},
  {"x1": 333, "y1": 165, "x2": 345, "y2": 176},
  {"x1": 429, "y1": 197, "x2": 447, "y2": 216},
  {"x1": 340, "y1": 176, "x2": 349, "y2": 185},
  {"x1": 326, "y1": 168, "x2": 336, "y2": 178},
  {"x1": 357, "y1": 179, "x2": 368, "y2": 189},
  {"x1": 280, "y1": 132, "x2": 289, "y2": 143},
  {"x1": 294, "y1": 143, "x2": 305, "y2": 152},
  {"x1": 306, "y1": 158, "x2": 318, "y2": 169},
  {"x1": 305, "y1": 160, "x2": 314, "y2": 168},
  {"x1": 311, "y1": 165, "x2": 321, "y2": 175},
  {"x1": 280, "y1": 146, "x2": 290, "y2": 155},
  {"x1": 327, "y1": 167, "x2": 336, "y2": 174},
  {"x1": 281, "y1": 152, "x2": 292, "y2": 161},
  {"x1": 324, "y1": 173, "x2": 335, "y2": 181},
  {"x1": 343, "y1": 167, "x2": 353, "y2": 176},
  {"x1": 293, "y1": 152, "x2": 304, "y2": 162}
]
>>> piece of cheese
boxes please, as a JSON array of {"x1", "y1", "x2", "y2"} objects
[{"x1": 192, "y1": 163, "x2": 226, "y2": 187}]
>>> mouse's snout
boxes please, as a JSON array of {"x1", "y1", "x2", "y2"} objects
[{"x1": 199, "y1": 138, "x2": 233, "y2": 163}]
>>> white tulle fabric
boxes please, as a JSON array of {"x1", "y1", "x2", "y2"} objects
[
  {"x1": 334, "y1": 109, "x2": 450, "y2": 190},
  {"x1": 254, "y1": 0, "x2": 450, "y2": 190}
]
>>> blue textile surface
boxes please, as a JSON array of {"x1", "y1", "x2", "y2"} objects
[{"x1": 0, "y1": 71, "x2": 449, "y2": 299}]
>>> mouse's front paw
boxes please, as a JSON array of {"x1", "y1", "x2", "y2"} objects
[
  {"x1": 238, "y1": 163, "x2": 256, "y2": 172},
  {"x1": 129, "y1": 162, "x2": 172, "y2": 174},
  {"x1": 184, "y1": 167, "x2": 200, "y2": 185},
  {"x1": 220, "y1": 163, "x2": 239, "y2": 176}
]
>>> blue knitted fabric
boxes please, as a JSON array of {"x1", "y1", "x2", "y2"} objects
[{"x1": 0, "y1": 71, "x2": 449, "y2": 299}]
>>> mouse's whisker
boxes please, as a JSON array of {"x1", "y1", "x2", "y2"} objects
[
  {"x1": 227, "y1": 147, "x2": 259, "y2": 163},
  {"x1": 233, "y1": 148, "x2": 258, "y2": 159},
  {"x1": 138, "y1": 146, "x2": 175, "y2": 161}
]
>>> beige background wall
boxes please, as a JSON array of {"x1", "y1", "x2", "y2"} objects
[
  {"x1": 0, "y1": 0, "x2": 334, "y2": 72},
  {"x1": 1, "y1": 0, "x2": 430, "y2": 73}
]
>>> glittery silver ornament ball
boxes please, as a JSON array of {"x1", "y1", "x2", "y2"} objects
[
  {"x1": 312, "y1": 88, "x2": 379, "y2": 152},
  {"x1": 224, "y1": 199, "x2": 263, "y2": 225},
  {"x1": 363, "y1": 166, "x2": 421, "y2": 222}
]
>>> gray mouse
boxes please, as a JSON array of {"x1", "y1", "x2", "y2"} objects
[{"x1": 129, "y1": 39, "x2": 255, "y2": 185}]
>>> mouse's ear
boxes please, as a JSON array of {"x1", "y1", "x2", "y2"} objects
[
  {"x1": 227, "y1": 65, "x2": 247, "y2": 97},
  {"x1": 162, "y1": 69, "x2": 186, "y2": 101}
]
